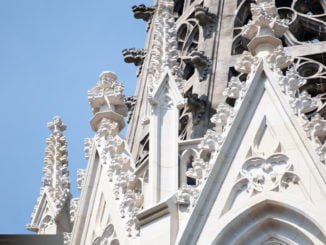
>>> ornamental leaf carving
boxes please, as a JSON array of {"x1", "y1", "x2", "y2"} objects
[{"x1": 238, "y1": 153, "x2": 297, "y2": 194}]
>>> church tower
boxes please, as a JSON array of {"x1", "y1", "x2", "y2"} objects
[{"x1": 29, "y1": 0, "x2": 326, "y2": 244}]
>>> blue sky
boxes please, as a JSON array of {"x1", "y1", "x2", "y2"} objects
[{"x1": 0, "y1": 0, "x2": 152, "y2": 233}]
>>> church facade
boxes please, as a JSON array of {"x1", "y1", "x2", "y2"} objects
[{"x1": 27, "y1": 0, "x2": 326, "y2": 244}]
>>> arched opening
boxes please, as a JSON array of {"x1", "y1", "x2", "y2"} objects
[
  {"x1": 212, "y1": 199, "x2": 326, "y2": 245},
  {"x1": 180, "y1": 149, "x2": 198, "y2": 186},
  {"x1": 177, "y1": 20, "x2": 200, "y2": 80}
]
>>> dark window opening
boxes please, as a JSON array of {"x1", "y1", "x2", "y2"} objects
[
  {"x1": 275, "y1": 0, "x2": 293, "y2": 8},
  {"x1": 174, "y1": 0, "x2": 185, "y2": 17},
  {"x1": 135, "y1": 134, "x2": 149, "y2": 168},
  {"x1": 294, "y1": 0, "x2": 324, "y2": 15},
  {"x1": 186, "y1": 155, "x2": 196, "y2": 185}
]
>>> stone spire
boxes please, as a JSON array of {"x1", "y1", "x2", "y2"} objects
[
  {"x1": 147, "y1": 0, "x2": 181, "y2": 92},
  {"x1": 88, "y1": 71, "x2": 128, "y2": 133},
  {"x1": 27, "y1": 116, "x2": 71, "y2": 234},
  {"x1": 43, "y1": 116, "x2": 70, "y2": 207}
]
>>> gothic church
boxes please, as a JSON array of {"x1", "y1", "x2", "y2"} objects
[{"x1": 27, "y1": 0, "x2": 326, "y2": 244}]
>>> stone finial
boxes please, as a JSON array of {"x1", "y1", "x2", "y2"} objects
[
  {"x1": 47, "y1": 116, "x2": 66, "y2": 133},
  {"x1": 241, "y1": 0, "x2": 289, "y2": 58},
  {"x1": 242, "y1": 0, "x2": 288, "y2": 39},
  {"x1": 88, "y1": 71, "x2": 128, "y2": 132},
  {"x1": 88, "y1": 71, "x2": 124, "y2": 111},
  {"x1": 234, "y1": 1, "x2": 292, "y2": 73}
]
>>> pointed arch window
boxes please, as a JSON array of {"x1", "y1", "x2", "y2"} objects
[{"x1": 177, "y1": 20, "x2": 200, "y2": 80}]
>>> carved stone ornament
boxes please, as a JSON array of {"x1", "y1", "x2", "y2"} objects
[
  {"x1": 198, "y1": 129, "x2": 223, "y2": 154},
  {"x1": 63, "y1": 232, "x2": 71, "y2": 245},
  {"x1": 304, "y1": 114, "x2": 326, "y2": 145},
  {"x1": 210, "y1": 104, "x2": 234, "y2": 134},
  {"x1": 88, "y1": 71, "x2": 127, "y2": 121},
  {"x1": 179, "y1": 91, "x2": 207, "y2": 139},
  {"x1": 92, "y1": 224, "x2": 119, "y2": 245},
  {"x1": 278, "y1": 67, "x2": 306, "y2": 97},
  {"x1": 140, "y1": 116, "x2": 150, "y2": 126},
  {"x1": 82, "y1": 69, "x2": 144, "y2": 237},
  {"x1": 236, "y1": 153, "x2": 299, "y2": 195},
  {"x1": 290, "y1": 91, "x2": 319, "y2": 115},
  {"x1": 316, "y1": 143, "x2": 326, "y2": 163},
  {"x1": 194, "y1": 4, "x2": 216, "y2": 26},
  {"x1": 146, "y1": 0, "x2": 182, "y2": 92},
  {"x1": 132, "y1": 4, "x2": 155, "y2": 22},
  {"x1": 194, "y1": 4, "x2": 217, "y2": 38},
  {"x1": 70, "y1": 198, "x2": 80, "y2": 224},
  {"x1": 52, "y1": 122, "x2": 70, "y2": 209},
  {"x1": 235, "y1": 0, "x2": 292, "y2": 74},
  {"x1": 122, "y1": 48, "x2": 146, "y2": 66},
  {"x1": 177, "y1": 100, "x2": 238, "y2": 210},
  {"x1": 43, "y1": 117, "x2": 70, "y2": 208},
  {"x1": 177, "y1": 184, "x2": 200, "y2": 207},
  {"x1": 77, "y1": 169, "x2": 86, "y2": 192},
  {"x1": 88, "y1": 72, "x2": 123, "y2": 107},
  {"x1": 119, "y1": 190, "x2": 143, "y2": 236},
  {"x1": 235, "y1": 51, "x2": 260, "y2": 74},
  {"x1": 125, "y1": 96, "x2": 137, "y2": 124},
  {"x1": 223, "y1": 77, "x2": 247, "y2": 100},
  {"x1": 84, "y1": 138, "x2": 93, "y2": 160},
  {"x1": 242, "y1": 11, "x2": 288, "y2": 40},
  {"x1": 122, "y1": 49, "x2": 146, "y2": 77},
  {"x1": 186, "y1": 158, "x2": 211, "y2": 184},
  {"x1": 27, "y1": 116, "x2": 71, "y2": 232},
  {"x1": 184, "y1": 91, "x2": 206, "y2": 124},
  {"x1": 97, "y1": 119, "x2": 120, "y2": 138},
  {"x1": 266, "y1": 45, "x2": 292, "y2": 70},
  {"x1": 90, "y1": 80, "x2": 143, "y2": 237},
  {"x1": 277, "y1": 61, "x2": 326, "y2": 164},
  {"x1": 189, "y1": 50, "x2": 212, "y2": 81},
  {"x1": 241, "y1": 0, "x2": 288, "y2": 53}
]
